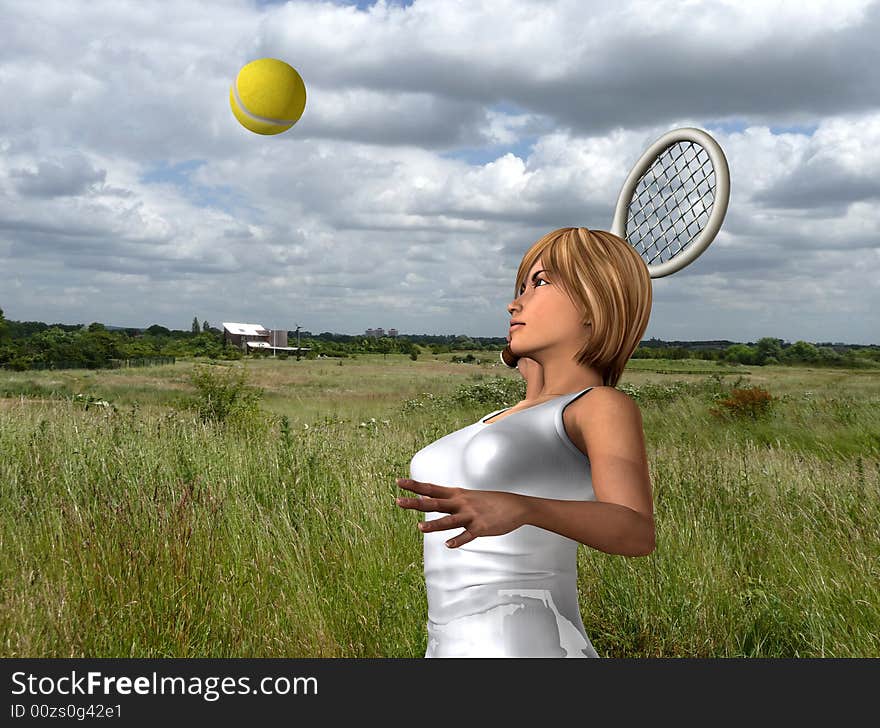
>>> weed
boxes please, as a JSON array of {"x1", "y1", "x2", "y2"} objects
[
  {"x1": 186, "y1": 364, "x2": 264, "y2": 424},
  {"x1": 710, "y1": 386, "x2": 776, "y2": 421}
]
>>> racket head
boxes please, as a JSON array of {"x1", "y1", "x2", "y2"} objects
[{"x1": 610, "y1": 127, "x2": 730, "y2": 278}]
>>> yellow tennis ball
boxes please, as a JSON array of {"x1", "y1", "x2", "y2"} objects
[{"x1": 229, "y1": 58, "x2": 307, "y2": 136}]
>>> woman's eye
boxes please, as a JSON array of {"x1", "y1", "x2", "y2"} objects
[{"x1": 518, "y1": 278, "x2": 547, "y2": 296}]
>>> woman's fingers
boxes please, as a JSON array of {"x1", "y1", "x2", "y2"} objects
[
  {"x1": 445, "y1": 530, "x2": 476, "y2": 549},
  {"x1": 418, "y1": 514, "x2": 465, "y2": 532},
  {"x1": 395, "y1": 478, "x2": 455, "y2": 498},
  {"x1": 395, "y1": 495, "x2": 448, "y2": 512}
]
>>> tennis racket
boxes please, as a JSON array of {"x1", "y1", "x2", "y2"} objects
[{"x1": 501, "y1": 126, "x2": 730, "y2": 368}]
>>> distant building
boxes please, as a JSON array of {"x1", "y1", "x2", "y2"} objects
[
  {"x1": 223, "y1": 322, "x2": 268, "y2": 349},
  {"x1": 365, "y1": 327, "x2": 398, "y2": 337},
  {"x1": 222, "y1": 322, "x2": 310, "y2": 355}
]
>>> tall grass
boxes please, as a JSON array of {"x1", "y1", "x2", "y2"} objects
[{"x1": 0, "y1": 356, "x2": 877, "y2": 656}]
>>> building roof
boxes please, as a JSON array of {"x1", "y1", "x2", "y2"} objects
[{"x1": 222, "y1": 322, "x2": 268, "y2": 336}]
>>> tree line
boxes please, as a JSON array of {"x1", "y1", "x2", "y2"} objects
[{"x1": 0, "y1": 308, "x2": 877, "y2": 371}]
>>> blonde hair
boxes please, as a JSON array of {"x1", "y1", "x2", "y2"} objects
[{"x1": 514, "y1": 227, "x2": 652, "y2": 388}]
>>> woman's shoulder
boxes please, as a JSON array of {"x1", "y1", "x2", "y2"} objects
[
  {"x1": 562, "y1": 386, "x2": 643, "y2": 456},
  {"x1": 567, "y1": 385, "x2": 640, "y2": 418}
]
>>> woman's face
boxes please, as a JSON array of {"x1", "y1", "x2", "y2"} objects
[{"x1": 507, "y1": 255, "x2": 589, "y2": 360}]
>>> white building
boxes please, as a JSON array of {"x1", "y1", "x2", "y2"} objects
[{"x1": 222, "y1": 322, "x2": 310, "y2": 354}]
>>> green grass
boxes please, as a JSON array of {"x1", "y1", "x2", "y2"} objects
[{"x1": 0, "y1": 354, "x2": 877, "y2": 656}]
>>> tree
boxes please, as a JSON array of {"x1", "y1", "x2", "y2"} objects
[
  {"x1": 782, "y1": 340, "x2": 820, "y2": 363},
  {"x1": 0, "y1": 307, "x2": 8, "y2": 344},
  {"x1": 817, "y1": 346, "x2": 843, "y2": 364},
  {"x1": 192, "y1": 316, "x2": 200, "y2": 334},
  {"x1": 378, "y1": 336, "x2": 393, "y2": 359},
  {"x1": 202, "y1": 319, "x2": 210, "y2": 332},
  {"x1": 754, "y1": 337, "x2": 783, "y2": 365},
  {"x1": 722, "y1": 344, "x2": 756, "y2": 365}
]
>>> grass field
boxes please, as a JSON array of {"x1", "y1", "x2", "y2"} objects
[{"x1": 1, "y1": 354, "x2": 878, "y2": 657}]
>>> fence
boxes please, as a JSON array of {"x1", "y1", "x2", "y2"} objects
[{"x1": 1, "y1": 357, "x2": 176, "y2": 371}]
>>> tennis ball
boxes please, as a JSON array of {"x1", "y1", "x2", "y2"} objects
[{"x1": 229, "y1": 58, "x2": 307, "y2": 136}]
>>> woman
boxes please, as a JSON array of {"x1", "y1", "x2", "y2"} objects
[{"x1": 395, "y1": 227, "x2": 655, "y2": 658}]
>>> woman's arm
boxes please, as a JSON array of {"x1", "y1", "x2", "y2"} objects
[
  {"x1": 396, "y1": 387, "x2": 656, "y2": 556},
  {"x1": 522, "y1": 496, "x2": 654, "y2": 557},
  {"x1": 525, "y1": 387, "x2": 655, "y2": 556}
]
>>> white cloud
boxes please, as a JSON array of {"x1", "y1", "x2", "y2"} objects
[{"x1": 0, "y1": 0, "x2": 877, "y2": 344}]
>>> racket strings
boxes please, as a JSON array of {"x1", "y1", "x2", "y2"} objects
[{"x1": 626, "y1": 141, "x2": 716, "y2": 266}]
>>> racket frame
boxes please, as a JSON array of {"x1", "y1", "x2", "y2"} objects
[
  {"x1": 501, "y1": 127, "x2": 730, "y2": 367},
  {"x1": 610, "y1": 127, "x2": 730, "y2": 279}
]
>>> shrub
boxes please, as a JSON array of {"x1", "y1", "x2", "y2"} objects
[
  {"x1": 7, "y1": 357, "x2": 31, "y2": 371},
  {"x1": 450, "y1": 376, "x2": 524, "y2": 407},
  {"x1": 617, "y1": 375, "x2": 745, "y2": 407},
  {"x1": 709, "y1": 386, "x2": 776, "y2": 421},
  {"x1": 399, "y1": 376, "x2": 525, "y2": 417},
  {"x1": 279, "y1": 414, "x2": 293, "y2": 449},
  {"x1": 618, "y1": 381, "x2": 690, "y2": 406},
  {"x1": 187, "y1": 363, "x2": 264, "y2": 424},
  {"x1": 401, "y1": 392, "x2": 438, "y2": 413}
]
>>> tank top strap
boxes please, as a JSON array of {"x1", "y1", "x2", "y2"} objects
[
  {"x1": 553, "y1": 387, "x2": 596, "y2": 460},
  {"x1": 561, "y1": 387, "x2": 595, "y2": 406}
]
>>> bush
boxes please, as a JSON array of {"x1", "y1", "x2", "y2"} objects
[
  {"x1": 186, "y1": 364, "x2": 264, "y2": 424},
  {"x1": 450, "y1": 376, "x2": 524, "y2": 407},
  {"x1": 7, "y1": 357, "x2": 31, "y2": 371},
  {"x1": 709, "y1": 386, "x2": 776, "y2": 421},
  {"x1": 409, "y1": 352, "x2": 418, "y2": 361},
  {"x1": 617, "y1": 375, "x2": 746, "y2": 407}
]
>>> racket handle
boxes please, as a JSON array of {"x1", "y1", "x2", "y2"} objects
[{"x1": 500, "y1": 345, "x2": 519, "y2": 369}]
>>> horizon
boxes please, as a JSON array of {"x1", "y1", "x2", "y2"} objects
[{"x1": 5, "y1": 315, "x2": 875, "y2": 348}]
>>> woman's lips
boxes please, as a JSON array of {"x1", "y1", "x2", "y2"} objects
[{"x1": 508, "y1": 323, "x2": 524, "y2": 334}]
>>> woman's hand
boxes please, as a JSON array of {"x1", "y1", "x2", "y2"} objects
[{"x1": 395, "y1": 478, "x2": 529, "y2": 548}]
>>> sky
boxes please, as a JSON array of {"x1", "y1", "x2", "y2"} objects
[{"x1": 1, "y1": 0, "x2": 878, "y2": 344}]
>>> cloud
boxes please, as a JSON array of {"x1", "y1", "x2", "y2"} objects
[
  {"x1": 10, "y1": 154, "x2": 107, "y2": 198},
  {"x1": 758, "y1": 114, "x2": 880, "y2": 211},
  {"x1": 0, "y1": 0, "x2": 877, "y2": 344}
]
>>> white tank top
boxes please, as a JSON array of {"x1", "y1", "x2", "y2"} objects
[{"x1": 409, "y1": 387, "x2": 599, "y2": 657}]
